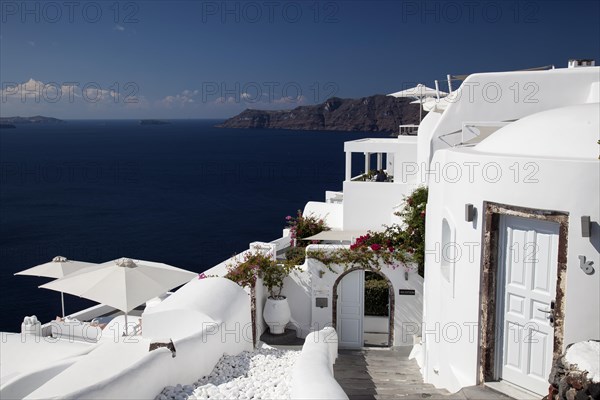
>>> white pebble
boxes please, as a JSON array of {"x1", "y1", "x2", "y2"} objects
[{"x1": 155, "y1": 347, "x2": 300, "y2": 400}]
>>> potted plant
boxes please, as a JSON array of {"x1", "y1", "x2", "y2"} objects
[
  {"x1": 225, "y1": 250, "x2": 297, "y2": 335},
  {"x1": 260, "y1": 258, "x2": 299, "y2": 335}
]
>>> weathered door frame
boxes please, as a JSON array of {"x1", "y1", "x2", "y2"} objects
[{"x1": 478, "y1": 202, "x2": 569, "y2": 386}]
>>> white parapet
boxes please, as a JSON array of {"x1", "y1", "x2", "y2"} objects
[{"x1": 290, "y1": 327, "x2": 347, "y2": 400}]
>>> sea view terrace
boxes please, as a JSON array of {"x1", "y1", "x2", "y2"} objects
[{"x1": 342, "y1": 136, "x2": 418, "y2": 231}]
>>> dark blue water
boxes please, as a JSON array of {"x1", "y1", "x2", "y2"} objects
[{"x1": 0, "y1": 120, "x2": 387, "y2": 331}]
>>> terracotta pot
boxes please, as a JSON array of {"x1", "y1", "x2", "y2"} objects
[{"x1": 263, "y1": 297, "x2": 291, "y2": 334}]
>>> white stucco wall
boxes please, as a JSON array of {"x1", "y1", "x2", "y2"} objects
[
  {"x1": 290, "y1": 327, "x2": 347, "y2": 400},
  {"x1": 303, "y1": 201, "x2": 344, "y2": 230},
  {"x1": 422, "y1": 148, "x2": 600, "y2": 393},
  {"x1": 306, "y1": 245, "x2": 424, "y2": 346},
  {"x1": 364, "y1": 316, "x2": 389, "y2": 333},
  {"x1": 342, "y1": 181, "x2": 417, "y2": 231},
  {"x1": 282, "y1": 268, "x2": 313, "y2": 338}
]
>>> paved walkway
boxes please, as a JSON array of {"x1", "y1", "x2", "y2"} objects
[{"x1": 334, "y1": 347, "x2": 513, "y2": 400}]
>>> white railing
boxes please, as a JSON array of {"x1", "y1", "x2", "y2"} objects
[
  {"x1": 350, "y1": 171, "x2": 394, "y2": 183},
  {"x1": 398, "y1": 124, "x2": 419, "y2": 136},
  {"x1": 457, "y1": 121, "x2": 511, "y2": 146},
  {"x1": 325, "y1": 191, "x2": 343, "y2": 204}
]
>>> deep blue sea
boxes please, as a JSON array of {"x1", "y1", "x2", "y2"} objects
[{"x1": 0, "y1": 120, "x2": 388, "y2": 331}]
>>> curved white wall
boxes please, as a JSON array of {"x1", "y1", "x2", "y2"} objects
[
  {"x1": 143, "y1": 277, "x2": 250, "y2": 341},
  {"x1": 24, "y1": 278, "x2": 253, "y2": 399},
  {"x1": 290, "y1": 327, "x2": 347, "y2": 400},
  {"x1": 417, "y1": 67, "x2": 600, "y2": 173}
]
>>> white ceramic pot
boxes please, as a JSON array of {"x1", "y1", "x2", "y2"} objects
[{"x1": 263, "y1": 297, "x2": 291, "y2": 334}]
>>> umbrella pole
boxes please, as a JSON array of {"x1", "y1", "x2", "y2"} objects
[
  {"x1": 124, "y1": 313, "x2": 128, "y2": 336},
  {"x1": 61, "y1": 292, "x2": 65, "y2": 318},
  {"x1": 419, "y1": 98, "x2": 423, "y2": 123}
]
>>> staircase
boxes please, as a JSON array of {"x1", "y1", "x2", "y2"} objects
[{"x1": 334, "y1": 347, "x2": 513, "y2": 400}]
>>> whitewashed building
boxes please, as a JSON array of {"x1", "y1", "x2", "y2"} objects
[{"x1": 413, "y1": 62, "x2": 599, "y2": 397}]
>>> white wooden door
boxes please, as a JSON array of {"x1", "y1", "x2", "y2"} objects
[
  {"x1": 337, "y1": 270, "x2": 364, "y2": 349},
  {"x1": 497, "y1": 215, "x2": 559, "y2": 396}
]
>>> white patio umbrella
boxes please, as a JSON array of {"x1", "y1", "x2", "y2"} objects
[
  {"x1": 388, "y1": 84, "x2": 448, "y2": 122},
  {"x1": 388, "y1": 84, "x2": 447, "y2": 99},
  {"x1": 15, "y1": 256, "x2": 97, "y2": 317},
  {"x1": 39, "y1": 257, "x2": 197, "y2": 332}
]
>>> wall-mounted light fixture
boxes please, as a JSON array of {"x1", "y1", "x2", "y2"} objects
[
  {"x1": 581, "y1": 216, "x2": 591, "y2": 237},
  {"x1": 465, "y1": 204, "x2": 475, "y2": 222}
]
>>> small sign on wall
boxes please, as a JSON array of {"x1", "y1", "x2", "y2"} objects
[
  {"x1": 316, "y1": 297, "x2": 328, "y2": 308},
  {"x1": 399, "y1": 289, "x2": 416, "y2": 295}
]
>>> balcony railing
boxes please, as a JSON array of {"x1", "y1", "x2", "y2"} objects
[
  {"x1": 398, "y1": 124, "x2": 419, "y2": 136},
  {"x1": 350, "y1": 170, "x2": 394, "y2": 183}
]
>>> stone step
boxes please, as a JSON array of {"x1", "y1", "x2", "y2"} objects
[{"x1": 333, "y1": 348, "x2": 474, "y2": 400}]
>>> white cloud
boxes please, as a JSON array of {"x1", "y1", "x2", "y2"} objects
[
  {"x1": 27, "y1": 41, "x2": 35, "y2": 47},
  {"x1": 159, "y1": 89, "x2": 200, "y2": 108},
  {"x1": 0, "y1": 78, "x2": 146, "y2": 107},
  {"x1": 273, "y1": 94, "x2": 306, "y2": 105},
  {"x1": 114, "y1": 25, "x2": 125, "y2": 31}
]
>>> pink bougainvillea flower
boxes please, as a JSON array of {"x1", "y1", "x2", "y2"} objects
[
  {"x1": 286, "y1": 215, "x2": 292, "y2": 220},
  {"x1": 388, "y1": 246, "x2": 394, "y2": 252},
  {"x1": 370, "y1": 243, "x2": 382, "y2": 251}
]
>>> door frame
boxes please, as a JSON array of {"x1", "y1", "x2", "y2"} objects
[
  {"x1": 478, "y1": 202, "x2": 569, "y2": 385},
  {"x1": 332, "y1": 267, "x2": 395, "y2": 347}
]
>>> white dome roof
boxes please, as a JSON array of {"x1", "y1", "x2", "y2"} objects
[{"x1": 474, "y1": 103, "x2": 599, "y2": 160}]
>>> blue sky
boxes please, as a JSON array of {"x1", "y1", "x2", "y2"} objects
[{"x1": 1, "y1": 0, "x2": 599, "y2": 118}]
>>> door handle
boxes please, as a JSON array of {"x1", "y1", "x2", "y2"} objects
[{"x1": 537, "y1": 308, "x2": 555, "y2": 326}]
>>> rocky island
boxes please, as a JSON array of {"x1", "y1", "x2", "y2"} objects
[
  {"x1": 217, "y1": 95, "x2": 423, "y2": 134},
  {"x1": 0, "y1": 116, "x2": 64, "y2": 125}
]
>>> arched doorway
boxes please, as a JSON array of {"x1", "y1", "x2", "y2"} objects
[{"x1": 332, "y1": 268, "x2": 395, "y2": 348}]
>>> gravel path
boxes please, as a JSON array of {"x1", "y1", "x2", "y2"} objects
[{"x1": 155, "y1": 346, "x2": 300, "y2": 400}]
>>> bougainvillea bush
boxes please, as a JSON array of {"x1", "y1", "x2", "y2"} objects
[
  {"x1": 225, "y1": 251, "x2": 297, "y2": 299},
  {"x1": 395, "y1": 186, "x2": 427, "y2": 276},
  {"x1": 307, "y1": 186, "x2": 428, "y2": 276},
  {"x1": 286, "y1": 210, "x2": 330, "y2": 247}
]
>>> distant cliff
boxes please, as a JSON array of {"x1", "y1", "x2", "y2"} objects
[
  {"x1": 0, "y1": 116, "x2": 64, "y2": 124},
  {"x1": 217, "y1": 95, "x2": 422, "y2": 134}
]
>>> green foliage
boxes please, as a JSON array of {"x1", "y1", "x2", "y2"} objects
[
  {"x1": 285, "y1": 246, "x2": 306, "y2": 265},
  {"x1": 394, "y1": 186, "x2": 428, "y2": 276},
  {"x1": 224, "y1": 252, "x2": 261, "y2": 289},
  {"x1": 286, "y1": 210, "x2": 330, "y2": 247},
  {"x1": 225, "y1": 251, "x2": 297, "y2": 299},
  {"x1": 306, "y1": 186, "x2": 428, "y2": 277},
  {"x1": 307, "y1": 223, "x2": 408, "y2": 272},
  {"x1": 259, "y1": 261, "x2": 296, "y2": 299},
  {"x1": 364, "y1": 275, "x2": 389, "y2": 316}
]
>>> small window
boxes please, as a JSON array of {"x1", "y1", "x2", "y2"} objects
[{"x1": 441, "y1": 218, "x2": 452, "y2": 283}]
